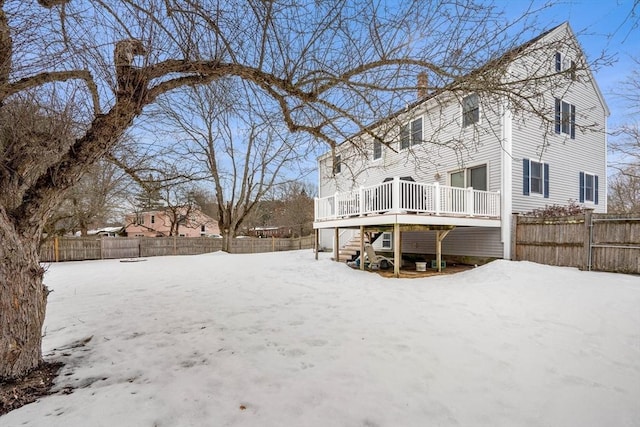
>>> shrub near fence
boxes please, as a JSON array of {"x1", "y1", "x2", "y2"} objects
[
  {"x1": 514, "y1": 211, "x2": 640, "y2": 274},
  {"x1": 39, "y1": 235, "x2": 314, "y2": 262}
]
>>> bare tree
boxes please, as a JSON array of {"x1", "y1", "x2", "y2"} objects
[
  {"x1": 608, "y1": 58, "x2": 639, "y2": 212},
  {"x1": 155, "y1": 83, "x2": 315, "y2": 250},
  {"x1": 44, "y1": 158, "x2": 130, "y2": 236},
  {"x1": 272, "y1": 182, "x2": 316, "y2": 238},
  {"x1": 0, "y1": 0, "x2": 609, "y2": 379},
  {"x1": 608, "y1": 165, "x2": 640, "y2": 213}
]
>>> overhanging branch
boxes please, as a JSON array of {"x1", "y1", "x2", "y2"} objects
[{"x1": 1, "y1": 70, "x2": 101, "y2": 115}]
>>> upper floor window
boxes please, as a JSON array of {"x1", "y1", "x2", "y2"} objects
[
  {"x1": 555, "y1": 98, "x2": 575, "y2": 139},
  {"x1": 333, "y1": 155, "x2": 342, "y2": 175},
  {"x1": 400, "y1": 118, "x2": 422, "y2": 149},
  {"x1": 555, "y1": 52, "x2": 576, "y2": 80},
  {"x1": 462, "y1": 94, "x2": 479, "y2": 127},
  {"x1": 523, "y1": 158, "x2": 549, "y2": 198},
  {"x1": 579, "y1": 172, "x2": 599, "y2": 204},
  {"x1": 373, "y1": 139, "x2": 382, "y2": 160}
]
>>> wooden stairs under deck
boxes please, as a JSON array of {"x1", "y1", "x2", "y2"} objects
[{"x1": 336, "y1": 231, "x2": 383, "y2": 262}]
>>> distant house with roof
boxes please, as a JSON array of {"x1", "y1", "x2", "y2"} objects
[{"x1": 125, "y1": 207, "x2": 220, "y2": 237}]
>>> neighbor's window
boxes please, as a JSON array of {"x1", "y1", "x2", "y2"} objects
[
  {"x1": 201, "y1": 225, "x2": 206, "y2": 232},
  {"x1": 400, "y1": 118, "x2": 422, "y2": 149},
  {"x1": 151, "y1": 215, "x2": 155, "y2": 224},
  {"x1": 462, "y1": 93, "x2": 479, "y2": 127},
  {"x1": 373, "y1": 139, "x2": 382, "y2": 160}
]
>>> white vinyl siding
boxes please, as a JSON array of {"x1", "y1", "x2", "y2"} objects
[
  {"x1": 374, "y1": 228, "x2": 503, "y2": 258},
  {"x1": 510, "y1": 26, "x2": 607, "y2": 214}
]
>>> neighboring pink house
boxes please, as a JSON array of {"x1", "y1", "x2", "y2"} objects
[{"x1": 124, "y1": 208, "x2": 220, "y2": 237}]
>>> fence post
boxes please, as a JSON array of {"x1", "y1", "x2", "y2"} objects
[
  {"x1": 511, "y1": 213, "x2": 519, "y2": 261},
  {"x1": 583, "y1": 209, "x2": 593, "y2": 271},
  {"x1": 54, "y1": 236, "x2": 59, "y2": 262}
]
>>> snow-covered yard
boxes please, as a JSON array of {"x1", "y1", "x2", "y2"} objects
[{"x1": 3, "y1": 250, "x2": 639, "y2": 427}]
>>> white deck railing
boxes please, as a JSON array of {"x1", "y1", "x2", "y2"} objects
[{"x1": 315, "y1": 177, "x2": 500, "y2": 221}]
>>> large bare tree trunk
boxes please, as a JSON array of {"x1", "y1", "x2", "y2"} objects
[{"x1": 0, "y1": 215, "x2": 48, "y2": 379}]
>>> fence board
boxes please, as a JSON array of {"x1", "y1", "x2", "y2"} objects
[
  {"x1": 515, "y1": 213, "x2": 640, "y2": 274},
  {"x1": 39, "y1": 235, "x2": 312, "y2": 262}
]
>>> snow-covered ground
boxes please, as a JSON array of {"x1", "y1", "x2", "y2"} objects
[{"x1": 3, "y1": 251, "x2": 639, "y2": 427}]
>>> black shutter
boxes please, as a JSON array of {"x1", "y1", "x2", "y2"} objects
[
  {"x1": 579, "y1": 172, "x2": 585, "y2": 203},
  {"x1": 570, "y1": 104, "x2": 576, "y2": 139},
  {"x1": 523, "y1": 159, "x2": 530, "y2": 196},
  {"x1": 555, "y1": 99, "x2": 561, "y2": 134},
  {"x1": 543, "y1": 163, "x2": 549, "y2": 198}
]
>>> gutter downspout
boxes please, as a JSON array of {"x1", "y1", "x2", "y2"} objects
[{"x1": 501, "y1": 99, "x2": 514, "y2": 260}]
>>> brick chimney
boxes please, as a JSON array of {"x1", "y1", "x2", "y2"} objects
[{"x1": 417, "y1": 72, "x2": 428, "y2": 99}]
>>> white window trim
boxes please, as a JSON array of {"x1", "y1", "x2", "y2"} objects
[
  {"x1": 462, "y1": 93, "x2": 480, "y2": 128},
  {"x1": 583, "y1": 172, "x2": 596, "y2": 203},
  {"x1": 399, "y1": 117, "x2": 423, "y2": 150},
  {"x1": 448, "y1": 162, "x2": 489, "y2": 190},
  {"x1": 372, "y1": 139, "x2": 383, "y2": 162},
  {"x1": 529, "y1": 160, "x2": 547, "y2": 197},
  {"x1": 381, "y1": 232, "x2": 392, "y2": 250}
]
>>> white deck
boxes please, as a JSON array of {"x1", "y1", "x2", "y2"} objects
[{"x1": 314, "y1": 177, "x2": 501, "y2": 229}]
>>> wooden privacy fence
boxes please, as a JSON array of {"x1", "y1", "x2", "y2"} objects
[
  {"x1": 40, "y1": 235, "x2": 314, "y2": 262},
  {"x1": 514, "y1": 211, "x2": 640, "y2": 274}
]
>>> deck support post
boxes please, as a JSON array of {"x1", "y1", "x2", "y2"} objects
[
  {"x1": 435, "y1": 229, "x2": 452, "y2": 272},
  {"x1": 334, "y1": 227, "x2": 339, "y2": 263},
  {"x1": 360, "y1": 226, "x2": 365, "y2": 270},
  {"x1": 314, "y1": 229, "x2": 319, "y2": 260},
  {"x1": 393, "y1": 223, "x2": 401, "y2": 277}
]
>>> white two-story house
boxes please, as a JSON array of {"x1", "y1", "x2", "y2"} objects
[{"x1": 313, "y1": 23, "x2": 608, "y2": 274}]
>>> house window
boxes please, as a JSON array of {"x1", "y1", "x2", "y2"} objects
[
  {"x1": 450, "y1": 164, "x2": 487, "y2": 191},
  {"x1": 400, "y1": 118, "x2": 422, "y2": 149},
  {"x1": 201, "y1": 225, "x2": 206, "y2": 232},
  {"x1": 462, "y1": 93, "x2": 479, "y2": 127},
  {"x1": 381, "y1": 232, "x2": 392, "y2": 250},
  {"x1": 555, "y1": 52, "x2": 576, "y2": 80},
  {"x1": 151, "y1": 215, "x2": 155, "y2": 224},
  {"x1": 555, "y1": 98, "x2": 576, "y2": 139},
  {"x1": 523, "y1": 158, "x2": 549, "y2": 198},
  {"x1": 333, "y1": 155, "x2": 341, "y2": 174},
  {"x1": 579, "y1": 172, "x2": 599, "y2": 204},
  {"x1": 373, "y1": 139, "x2": 382, "y2": 160}
]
